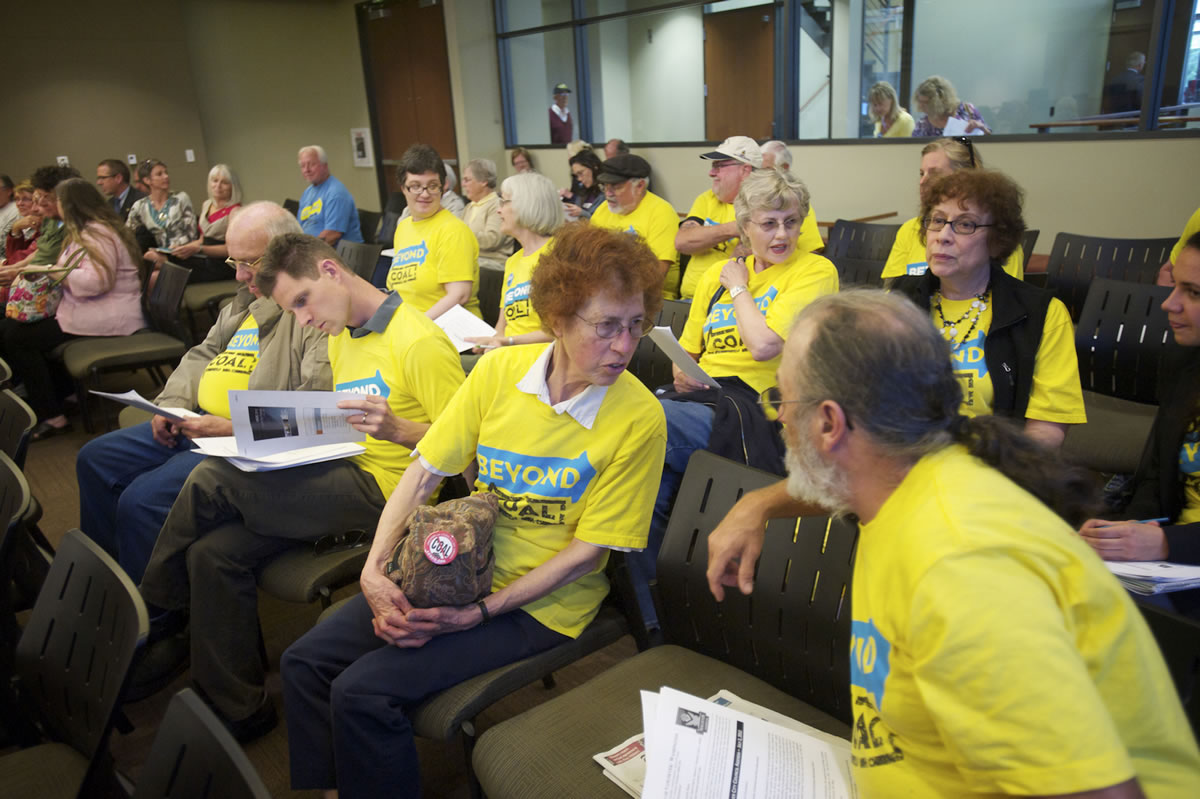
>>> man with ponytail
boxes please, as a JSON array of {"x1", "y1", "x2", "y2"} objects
[{"x1": 707, "y1": 290, "x2": 1200, "y2": 797}]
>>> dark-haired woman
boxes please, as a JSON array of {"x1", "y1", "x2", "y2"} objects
[
  {"x1": 890, "y1": 168, "x2": 1085, "y2": 448},
  {"x1": 281, "y1": 223, "x2": 666, "y2": 798},
  {"x1": 3, "y1": 178, "x2": 146, "y2": 438},
  {"x1": 562, "y1": 149, "x2": 604, "y2": 220},
  {"x1": 126, "y1": 159, "x2": 197, "y2": 277}
]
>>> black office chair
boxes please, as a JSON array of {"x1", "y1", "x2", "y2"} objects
[
  {"x1": 1044, "y1": 233, "x2": 1176, "y2": 321},
  {"x1": 1064, "y1": 277, "x2": 1172, "y2": 475},
  {"x1": 629, "y1": 299, "x2": 692, "y2": 391},
  {"x1": 823, "y1": 219, "x2": 902, "y2": 262},
  {"x1": 473, "y1": 450, "x2": 857, "y2": 797},
  {"x1": 1020, "y1": 228, "x2": 1040, "y2": 266},
  {"x1": 832, "y1": 256, "x2": 887, "y2": 288},
  {"x1": 1137, "y1": 602, "x2": 1200, "y2": 738},
  {"x1": 336, "y1": 239, "x2": 386, "y2": 281},
  {"x1": 357, "y1": 209, "x2": 382, "y2": 244},
  {"x1": 0, "y1": 529, "x2": 149, "y2": 797},
  {"x1": 478, "y1": 263, "x2": 505, "y2": 327},
  {"x1": 131, "y1": 689, "x2": 271, "y2": 799},
  {"x1": 282, "y1": 198, "x2": 300, "y2": 217}
]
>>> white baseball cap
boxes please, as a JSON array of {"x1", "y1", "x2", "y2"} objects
[{"x1": 700, "y1": 136, "x2": 763, "y2": 169}]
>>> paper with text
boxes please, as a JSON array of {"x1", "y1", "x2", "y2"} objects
[{"x1": 227, "y1": 389, "x2": 365, "y2": 457}]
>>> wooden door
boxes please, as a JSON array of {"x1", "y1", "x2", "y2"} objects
[
  {"x1": 361, "y1": 0, "x2": 458, "y2": 197},
  {"x1": 704, "y1": 6, "x2": 775, "y2": 141}
]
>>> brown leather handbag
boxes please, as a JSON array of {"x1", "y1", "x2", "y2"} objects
[{"x1": 384, "y1": 491, "x2": 498, "y2": 608}]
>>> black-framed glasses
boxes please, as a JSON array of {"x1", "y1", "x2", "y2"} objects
[
  {"x1": 951, "y1": 136, "x2": 976, "y2": 168},
  {"x1": 709, "y1": 160, "x2": 743, "y2": 171},
  {"x1": 574, "y1": 314, "x2": 654, "y2": 340},
  {"x1": 404, "y1": 183, "x2": 442, "y2": 196},
  {"x1": 225, "y1": 255, "x2": 265, "y2": 271},
  {"x1": 921, "y1": 216, "x2": 994, "y2": 235}
]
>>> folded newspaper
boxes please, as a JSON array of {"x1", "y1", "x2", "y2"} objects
[
  {"x1": 595, "y1": 689, "x2": 854, "y2": 799},
  {"x1": 1105, "y1": 560, "x2": 1200, "y2": 595}
]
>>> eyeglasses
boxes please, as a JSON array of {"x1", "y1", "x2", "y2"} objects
[
  {"x1": 921, "y1": 216, "x2": 994, "y2": 235},
  {"x1": 710, "y1": 160, "x2": 743, "y2": 171},
  {"x1": 758, "y1": 387, "x2": 803, "y2": 422},
  {"x1": 225, "y1": 255, "x2": 265, "y2": 271},
  {"x1": 96, "y1": 174, "x2": 117, "y2": 181},
  {"x1": 748, "y1": 217, "x2": 801, "y2": 234},
  {"x1": 404, "y1": 183, "x2": 442, "y2": 196},
  {"x1": 574, "y1": 314, "x2": 654, "y2": 340},
  {"x1": 951, "y1": 136, "x2": 977, "y2": 168}
]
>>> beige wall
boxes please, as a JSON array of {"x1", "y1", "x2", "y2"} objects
[
  {"x1": 508, "y1": 137, "x2": 1200, "y2": 251},
  {"x1": 1, "y1": 3, "x2": 212, "y2": 201},
  {"x1": 182, "y1": 0, "x2": 378, "y2": 210}
]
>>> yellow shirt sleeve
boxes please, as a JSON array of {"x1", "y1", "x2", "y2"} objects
[
  {"x1": 908, "y1": 552, "x2": 1137, "y2": 795},
  {"x1": 1171, "y1": 207, "x2": 1200, "y2": 265},
  {"x1": 797, "y1": 205, "x2": 823, "y2": 253},
  {"x1": 1025, "y1": 298, "x2": 1087, "y2": 424},
  {"x1": 414, "y1": 357, "x2": 491, "y2": 476},
  {"x1": 643, "y1": 199, "x2": 679, "y2": 265},
  {"x1": 432, "y1": 215, "x2": 480, "y2": 284}
]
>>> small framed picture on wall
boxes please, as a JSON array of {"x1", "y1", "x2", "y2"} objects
[{"x1": 350, "y1": 128, "x2": 375, "y2": 168}]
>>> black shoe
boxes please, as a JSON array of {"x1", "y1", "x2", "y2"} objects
[
  {"x1": 30, "y1": 421, "x2": 71, "y2": 442},
  {"x1": 125, "y1": 630, "x2": 189, "y2": 703},
  {"x1": 223, "y1": 697, "x2": 278, "y2": 745}
]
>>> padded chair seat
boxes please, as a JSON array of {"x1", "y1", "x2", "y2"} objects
[
  {"x1": 183, "y1": 280, "x2": 240, "y2": 311},
  {"x1": 1062, "y1": 390, "x2": 1157, "y2": 475},
  {"x1": 60, "y1": 333, "x2": 187, "y2": 378},
  {"x1": 473, "y1": 644, "x2": 851, "y2": 799},
  {"x1": 257, "y1": 543, "x2": 370, "y2": 605},
  {"x1": 0, "y1": 740, "x2": 90, "y2": 797}
]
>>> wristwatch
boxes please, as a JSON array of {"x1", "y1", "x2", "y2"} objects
[{"x1": 728, "y1": 285, "x2": 749, "y2": 301}]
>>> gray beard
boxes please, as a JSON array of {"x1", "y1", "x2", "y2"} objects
[{"x1": 785, "y1": 438, "x2": 854, "y2": 519}]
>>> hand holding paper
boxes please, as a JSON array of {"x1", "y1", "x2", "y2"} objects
[{"x1": 433, "y1": 304, "x2": 498, "y2": 353}]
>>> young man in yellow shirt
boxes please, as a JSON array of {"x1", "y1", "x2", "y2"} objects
[
  {"x1": 707, "y1": 291, "x2": 1200, "y2": 798},
  {"x1": 135, "y1": 234, "x2": 464, "y2": 742}
]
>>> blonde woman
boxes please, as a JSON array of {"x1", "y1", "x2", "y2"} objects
[
  {"x1": 869, "y1": 81, "x2": 915, "y2": 138},
  {"x1": 912, "y1": 75, "x2": 990, "y2": 136},
  {"x1": 171, "y1": 164, "x2": 244, "y2": 282}
]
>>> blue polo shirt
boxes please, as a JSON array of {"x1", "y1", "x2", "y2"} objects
[{"x1": 297, "y1": 175, "x2": 363, "y2": 243}]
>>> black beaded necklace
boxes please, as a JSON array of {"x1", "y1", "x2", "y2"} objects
[{"x1": 933, "y1": 287, "x2": 991, "y2": 348}]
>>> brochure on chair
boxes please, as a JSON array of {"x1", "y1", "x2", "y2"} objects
[
  {"x1": 224, "y1": 389, "x2": 366, "y2": 459},
  {"x1": 88, "y1": 389, "x2": 200, "y2": 423},
  {"x1": 641, "y1": 687, "x2": 855, "y2": 799}
]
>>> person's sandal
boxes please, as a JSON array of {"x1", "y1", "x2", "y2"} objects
[{"x1": 30, "y1": 420, "x2": 71, "y2": 442}]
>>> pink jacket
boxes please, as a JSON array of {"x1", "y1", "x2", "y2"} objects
[{"x1": 57, "y1": 223, "x2": 147, "y2": 336}]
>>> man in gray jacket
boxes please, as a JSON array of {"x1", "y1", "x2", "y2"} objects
[{"x1": 76, "y1": 202, "x2": 331, "y2": 583}]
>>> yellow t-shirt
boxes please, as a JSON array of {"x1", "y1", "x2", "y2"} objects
[
  {"x1": 416, "y1": 344, "x2": 666, "y2": 638},
  {"x1": 680, "y1": 251, "x2": 839, "y2": 394},
  {"x1": 1170, "y1": 207, "x2": 1200, "y2": 265},
  {"x1": 679, "y1": 193, "x2": 824, "y2": 300},
  {"x1": 883, "y1": 216, "x2": 1024, "y2": 280},
  {"x1": 591, "y1": 191, "x2": 681, "y2": 300},
  {"x1": 680, "y1": 191, "x2": 739, "y2": 301},
  {"x1": 328, "y1": 301, "x2": 465, "y2": 497},
  {"x1": 851, "y1": 445, "x2": 1200, "y2": 797},
  {"x1": 874, "y1": 109, "x2": 916, "y2": 138},
  {"x1": 933, "y1": 294, "x2": 1086, "y2": 423},
  {"x1": 1178, "y1": 418, "x2": 1200, "y2": 524},
  {"x1": 388, "y1": 209, "x2": 481, "y2": 317},
  {"x1": 196, "y1": 314, "x2": 260, "y2": 418},
  {"x1": 500, "y1": 240, "x2": 551, "y2": 338}
]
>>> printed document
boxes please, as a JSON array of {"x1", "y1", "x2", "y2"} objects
[
  {"x1": 227, "y1": 389, "x2": 365, "y2": 458},
  {"x1": 89, "y1": 389, "x2": 199, "y2": 423},
  {"x1": 648, "y1": 327, "x2": 719, "y2": 388}
]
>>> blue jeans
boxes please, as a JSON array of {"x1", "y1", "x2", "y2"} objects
[
  {"x1": 282, "y1": 593, "x2": 568, "y2": 798},
  {"x1": 627, "y1": 399, "x2": 714, "y2": 630},
  {"x1": 76, "y1": 422, "x2": 204, "y2": 583}
]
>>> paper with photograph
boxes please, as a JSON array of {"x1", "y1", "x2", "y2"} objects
[{"x1": 227, "y1": 389, "x2": 366, "y2": 458}]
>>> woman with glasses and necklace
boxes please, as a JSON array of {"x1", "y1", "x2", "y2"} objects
[
  {"x1": 282, "y1": 224, "x2": 666, "y2": 799},
  {"x1": 386, "y1": 144, "x2": 481, "y2": 319},
  {"x1": 891, "y1": 169, "x2": 1085, "y2": 449},
  {"x1": 628, "y1": 168, "x2": 839, "y2": 633},
  {"x1": 883, "y1": 137, "x2": 1024, "y2": 280}
]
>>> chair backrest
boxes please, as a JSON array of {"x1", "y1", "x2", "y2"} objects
[
  {"x1": 149, "y1": 262, "x2": 193, "y2": 344},
  {"x1": 0, "y1": 388, "x2": 36, "y2": 468},
  {"x1": 132, "y1": 689, "x2": 271, "y2": 799},
  {"x1": 282, "y1": 198, "x2": 300, "y2": 217},
  {"x1": 657, "y1": 450, "x2": 858, "y2": 725},
  {"x1": 358, "y1": 209, "x2": 383, "y2": 244},
  {"x1": 0, "y1": 356, "x2": 11, "y2": 386},
  {"x1": 1074, "y1": 277, "x2": 1173, "y2": 404},
  {"x1": 1045, "y1": 233, "x2": 1176, "y2": 320},
  {"x1": 478, "y1": 265, "x2": 505, "y2": 328},
  {"x1": 1138, "y1": 602, "x2": 1200, "y2": 738},
  {"x1": 630, "y1": 298, "x2": 692, "y2": 391},
  {"x1": 335, "y1": 239, "x2": 386, "y2": 281},
  {"x1": 824, "y1": 220, "x2": 902, "y2": 262},
  {"x1": 377, "y1": 211, "x2": 401, "y2": 251},
  {"x1": 0, "y1": 451, "x2": 33, "y2": 744},
  {"x1": 14, "y1": 529, "x2": 149, "y2": 773},
  {"x1": 832, "y1": 256, "x2": 886, "y2": 289},
  {"x1": 1020, "y1": 228, "x2": 1040, "y2": 266}
]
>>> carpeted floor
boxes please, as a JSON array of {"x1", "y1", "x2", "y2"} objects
[{"x1": 19, "y1": 374, "x2": 641, "y2": 798}]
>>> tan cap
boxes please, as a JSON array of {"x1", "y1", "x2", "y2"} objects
[{"x1": 700, "y1": 135, "x2": 763, "y2": 168}]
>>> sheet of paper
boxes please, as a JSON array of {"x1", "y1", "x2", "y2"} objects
[
  {"x1": 434, "y1": 303, "x2": 498, "y2": 352},
  {"x1": 381, "y1": 248, "x2": 395, "y2": 258},
  {"x1": 1105, "y1": 560, "x2": 1200, "y2": 582},
  {"x1": 642, "y1": 686, "x2": 855, "y2": 799},
  {"x1": 192, "y1": 436, "x2": 364, "y2": 471},
  {"x1": 940, "y1": 116, "x2": 983, "y2": 136},
  {"x1": 89, "y1": 389, "x2": 200, "y2": 423},
  {"x1": 227, "y1": 389, "x2": 366, "y2": 458},
  {"x1": 648, "y1": 326, "x2": 719, "y2": 389}
]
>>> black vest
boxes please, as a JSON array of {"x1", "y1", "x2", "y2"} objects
[{"x1": 891, "y1": 263, "x2": 1053, "y2": 419}]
